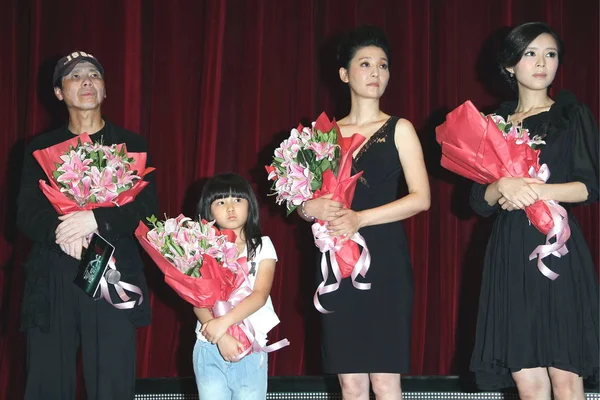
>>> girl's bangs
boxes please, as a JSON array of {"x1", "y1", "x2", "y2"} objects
[{"x1": 206, "y1": 181, "x2": 252, "y2": 205}]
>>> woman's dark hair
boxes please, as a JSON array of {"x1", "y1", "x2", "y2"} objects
[
  {"x1": 498, "y1": 22, "x2": 564, "y2": 88},
  {"x1": 197, "y1": 173, "x2": 262, "y2": 260},
  {"x1": 337, "y1": 25, "x2": 392, "y2": 69}
]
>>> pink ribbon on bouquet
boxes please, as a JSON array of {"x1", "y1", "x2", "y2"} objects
[
  {"x1": 527, "y1": 164, "x2": 571, "y2": 280},
  {"x1": 312, "y1": 222, "x2": 371, "y2": 314},
  {"x1": 99, "y1": 257, "x2": 144, "y2": 309},
  {"x1": 212, "y1": 283, "x2": 290, "y2": 362}
]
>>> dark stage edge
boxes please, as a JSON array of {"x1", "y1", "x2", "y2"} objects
[{"x1": 135, "y1": 375, "x2": 600, "y2": 399}]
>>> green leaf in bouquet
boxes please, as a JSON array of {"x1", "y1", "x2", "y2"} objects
[
  {"x1": 328, "y1": 129, "x2": 338, "y2": 142},
  {"x1": 330, "y1": 159, "x2": 340, "y2": 176},
  {"x1": 296, "y1": 149, "x2": 313, "y2": 167},
  {"x1": 199, "y1": 238, "x2": 208, "y2": 250},
  {"x1": 88, "y1": 150, "x2": 98, "y2": 165},
  {"x1": 146, "y1": 215, "x2": 159, "y2": 228},
  {"x1": 165, "y1": 236, "x2": 185, "y2": 257},
  {"x1": 308, "y1": 164, "x2": 320, "y2": 177},
  {"x1": 310, "y1": 179, "x2": 322, "y2": 192},
  {"x1": 185, "y1": 264, "x2": 202, "y2": 277},
  {"x1": 320, "y1": 158, "x2": 331, "y2": 172},
  {"x1": 286, "y1": 205, "x2": 299, "y2": 216},
  {"x1": 270, "y1": 162, "x2": 282, "y2": 172}
]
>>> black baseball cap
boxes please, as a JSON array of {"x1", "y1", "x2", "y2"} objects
[{"x1": 53, "y1": 51, "x2": 104, "y2": 87}]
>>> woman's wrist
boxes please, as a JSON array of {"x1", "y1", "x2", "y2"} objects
[
  {"x1": 530, "y1": 182, "x2": 546, "y2": 201},
  {"x1": 486, "y1": 180, "x2": 503, "y2": 205},
  {"x1": 356, "y1": 210, "x2": 367, "y2": 229},
  {"x1": 300, "y1": 201, "x2": 315, "y2": 221}
]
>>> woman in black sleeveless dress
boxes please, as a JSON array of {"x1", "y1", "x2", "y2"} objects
[
  {"x1": 300, "y1": 26, "x2": 430, "y2": 399},
  {"x1": 469, "y1": 22, "x2": 599, "y2": 399}
]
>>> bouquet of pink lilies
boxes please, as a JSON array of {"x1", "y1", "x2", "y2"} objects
[{"x1": 33, "y1": 133, "x2": 154, "y2": 214}]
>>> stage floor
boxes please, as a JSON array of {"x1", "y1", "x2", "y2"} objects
[{"x1": 135, "y1": 375, "x2": 600, "y2": 399}]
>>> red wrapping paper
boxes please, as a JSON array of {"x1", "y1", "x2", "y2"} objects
[{"x1": 436, "y1": 101, "x2": 554, "y2": 234}]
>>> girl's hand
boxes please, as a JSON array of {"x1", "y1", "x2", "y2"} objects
[
  {"x1": 303, "y1": 194, "x2": 343, "y2": 222},
  {"x1": 200, "y1": 317, "x2": 230, "y2": 344},
  {"x1": 496, "y1": 177, "x2": 542, "y2": 209},
  {"x1": 216, "y1": 334, "x2": 245, "y2": 362},
  {"x1": 328, "y1": 209, "x2": 362, "y2": 244}
]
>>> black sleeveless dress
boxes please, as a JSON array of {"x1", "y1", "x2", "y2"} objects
[
  {"x1": 469, "y1": 91, "x2": 599, "y2": 389},
  {"x1": 318, "y1": 116, "x2": 414, "y2": 374}
]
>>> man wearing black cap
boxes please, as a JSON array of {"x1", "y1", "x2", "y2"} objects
[{"x1": 17, "y1": 51, "x2": 159, "y2": 399}]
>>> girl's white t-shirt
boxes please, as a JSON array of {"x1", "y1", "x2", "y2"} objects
[{"x1": 195, "y1": 236, "x2": 279, "y2": 347}]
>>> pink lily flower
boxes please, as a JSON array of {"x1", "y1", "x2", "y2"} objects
[{"x1": 56, "y1": 150, "x2": 92, "y2": 184}]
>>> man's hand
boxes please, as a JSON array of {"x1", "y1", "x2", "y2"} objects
[
  {"x1": 56, "y1": 211, "x2": 98, "y2": 244},
  {"x1": 59, "y1": 237, "x2": 88, "y2": 260}
]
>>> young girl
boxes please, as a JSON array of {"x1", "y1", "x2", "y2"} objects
[
  {"x1": 193, "y1": 172, "x2": 278, "y2": 400},
  {"x1": 469, "y1": 22, "x2": 599, "y2": 399}
]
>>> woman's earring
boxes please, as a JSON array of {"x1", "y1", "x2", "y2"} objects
[{"x1": 509, "y1": 72, "x2": 514, "y2": 78}]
